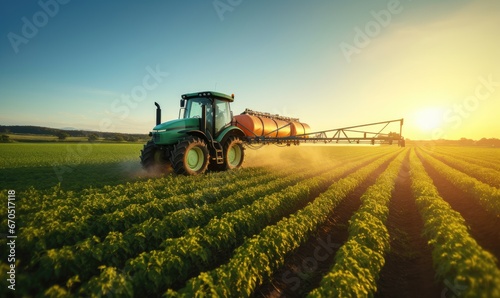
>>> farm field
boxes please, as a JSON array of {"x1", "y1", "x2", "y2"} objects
[
  {"x1": 0, "y1": 143, "x2": 145, "y2": 191},
  {"x1": 1, "y1": 144, "x2": 500, "y2": 297}
]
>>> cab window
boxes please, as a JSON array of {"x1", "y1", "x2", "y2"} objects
[{"x1": 215, "y1": 100, "x2": 231, "y2": 133}]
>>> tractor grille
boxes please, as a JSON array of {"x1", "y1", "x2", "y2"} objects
[{"x1": 153, "y1": 133, "x2": 160, "y2": 143}]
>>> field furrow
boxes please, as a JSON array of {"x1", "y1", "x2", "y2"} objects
[
  {"x1": 255, "y1": 151, "x2": 403, "y2": 297},
  {"x1": 2, "y1": 144, "x2": 500, "y2": 297},
  {"x1": 32, "y1": 165, "x2": 321, "y2": 289},
  {"x1": 432, "y1": 147, "x2": 500, "y2": 172},
  {"x1": 416, "y1": 148, "x2": 500, "y2": 215},
  {"x1": 17, "y1": 168, "x2": 280, "y2": 254},
  {"x1": 417, "y1": 150, "x2": 500, "y2": 261},
  {"x1": 306, "y1": 150, "x2": 405, "y2": 297},
  {"x1": 168, "y1": 151, "x2": 399, "y2": 297},
  {"x1": 376, "y1": 152, "x2": 440, "y2": 297},
  {"x1": 432, "y1": 146, "x2": 500, "y2": 164},
  {"x1": 421, "y1": 147, "x2": 500, "y2": 187},
  {"x1": 25, "y1": 149, "x2": 387, "y2": 294},
  {"x1": 410, "y1": 149, "x2": 500, "y2": 297},
  {"x1": 77, "y1": 152, "x2": 394, "y2": 297}
]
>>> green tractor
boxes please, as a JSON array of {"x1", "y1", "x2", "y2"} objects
[{"x1": 141, "y1": 91, "x2": 246, "y2": 175}]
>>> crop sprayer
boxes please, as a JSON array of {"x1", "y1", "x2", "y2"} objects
[{"x1": 141, "y1": 91, "x2": 405, "y2": 175}]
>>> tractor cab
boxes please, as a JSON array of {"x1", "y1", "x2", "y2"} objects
[{"x1": 180, "y1": 91, "x2": 234, "y2": 139}]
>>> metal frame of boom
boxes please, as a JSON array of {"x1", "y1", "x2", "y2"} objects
[{"x1": 239, "y1": 118, "x2": 404, "y2": 146}]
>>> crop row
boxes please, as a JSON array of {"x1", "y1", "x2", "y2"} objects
[
  {"x1": 431, "y1": 147, "x2": 500, "y2": 172},
  {"x1": 432, "y1": 146, "x2": 500, "y2": 165},
  {"x1": 71, "y1": 152, "x2": 396, "y2": 297},
  {"x1": 420, "y1": 147, "x2": 500, "y2": 187},
  {"x1": 166, "y1": 151, "x2": 400, "y2": 297},
  {"x1": 34, "y1": 163, "x2": 327, "y2": 288},
  {"x1": 18, "y1": 168, "x2": 277, "y2": 252},
  {"x1": 15, "y1": 146, "x2": 382, "y2": 220},
  {"x1": 29, "y1": 150, "x2": 392, "y2": 296},
  {"x1": 411, "y1": 149, "x2": 500, "y2": 297},
  {"x1": 307, "y1": 149, "x2": 406, "y2": 297},
  {"x1": 416, "y1": 148, "x2": 500, "y2": 215},
  {"x1": 17, "y1": 168, "x2": 293, "y2": 293},
  {"x1": 20, "y1": 166, "x2": 269, "y2": 224}
]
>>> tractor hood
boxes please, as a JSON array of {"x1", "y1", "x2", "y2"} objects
[{"x1": 152, "y1": 118, "x2": 199, "y2": 145}]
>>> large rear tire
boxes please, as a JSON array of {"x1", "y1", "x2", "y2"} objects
[
  {"x1": 140, "y1": 140, "x2": 170, "y2": 173},
  {"x1": 170, "y1": 137, "x2": 210, "y2": 175}
]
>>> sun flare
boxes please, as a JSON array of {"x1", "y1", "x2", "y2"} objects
[{"x1": 414, "y1": 107, "x2": 443, "y2": 132}]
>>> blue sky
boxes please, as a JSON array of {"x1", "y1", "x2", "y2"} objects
[{"x1": 1, "y1": 0, "x2": 499, "y2": 139}]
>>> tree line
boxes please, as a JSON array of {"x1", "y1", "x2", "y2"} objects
[{"x1": 0, "y1": 125, "x2": 148, "y2": 142}]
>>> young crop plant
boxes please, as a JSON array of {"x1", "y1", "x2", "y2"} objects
[
  {"x1": 6, "y1": 146, "x2": 474, "y2": 297},
  {"x1": 108, "y1": 152, "x2": 393, "y2": 296},
  {"x1": 421, "y1": 147, "x2": 500, "y2": 187},
  {"x1": 166, "y1": 151, "x2": 400, "y2": 297},
  {"x1": 35, "y1": 166, "x2": 318, "y2": 287},
  {"x1": 410, "y1": 149, "x2": 500, "y2": 297},
  {"x1": 416, "y1": 148, "x2": 500, "y2": 215},
  {"x1": 18, "y1": 167, "x2": 270, "y2": 253},
  {"x1": 433, "y1": 147, "x2": 500, "y2": 172},
  {"x1": 12, "y1": 167, "x2": 277, "y2": 295},
  {"x1": 307, "y1": 149, "x2": 406, "y2": 297}
]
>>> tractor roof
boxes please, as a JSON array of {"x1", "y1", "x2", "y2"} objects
[{"x1": 181, "y1": 91, "x2": 234, "y2": 102}]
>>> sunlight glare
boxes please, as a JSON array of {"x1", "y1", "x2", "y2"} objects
[{"x1": 414, "y1": 107, "x2": 443, "y2": 132}]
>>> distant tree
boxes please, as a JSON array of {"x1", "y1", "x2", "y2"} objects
[
  {"x1": 114, "y1": 134, "x2": 125, "y2": 142},
  {"x1": 458, "y1": 137, "x2": 474, "y2": 146},
  {"x1": 56, "y1": 132, "x2": 70, "y2": 140},
  {"x1": 1, "y1": 134, "x2": 10, "y2": 142},
  {"x1": 88, "y1": 133, "x2": 99, "y2": 142},
  {"x1": 477, "y1": 138, "x2": 500, "y2": 147},
  {"x1": 126, "y1": 135, "x2": 138, "y2": 142}
]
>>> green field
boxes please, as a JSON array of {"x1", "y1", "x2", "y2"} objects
[
  {"x1": 1, "y1": 143, "x2": 499, "y2": 297},
  {"x1": 0, "y1": 143, "x2": 144, "y2": 191}
]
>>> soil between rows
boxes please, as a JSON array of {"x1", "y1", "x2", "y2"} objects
[
  {"x1": 254, "y1": 153, "x2": 396, "y2": 297},
  {"x1": 376, "y1": 152, "x2": 441, "y2": 297},
  {"x1": 170, "y1": 157, "x2": 380, "y2": 291},
  {"x1": 417, "y1": 151, "x2": 500, "y2": 262}
]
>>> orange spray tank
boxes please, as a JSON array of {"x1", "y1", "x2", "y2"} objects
[{"x1": 233, "y1": 109, "x2": 310, "y2": 138}]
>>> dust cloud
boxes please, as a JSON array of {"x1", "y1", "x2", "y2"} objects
[
  {"x1": 122, "y1": 144, "x2": 355, "y2": 179},
  {"x1": 118, "y1": 160, "x2": 173, "y2": 180},
  {"x1": 243, "y1": 144, "x2": 343, "y2": 170}
]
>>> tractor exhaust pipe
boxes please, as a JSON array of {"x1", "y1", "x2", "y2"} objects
[{"x1": 154, "y1": 102, "x2": 161, "y2": 125}]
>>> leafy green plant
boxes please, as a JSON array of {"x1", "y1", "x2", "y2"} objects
[
  {"x1": 168, "y1": 151, "x2": 400, "y2": 297},
  {"x1": 410, "y1": 149, "x2": 500, "y2": 297},
  {"x1": 416, "y1": 148, "x2": 500, "y2": 215},
  {"x1": 308, "y1": 150, "x2": 406, "y2": 297}
]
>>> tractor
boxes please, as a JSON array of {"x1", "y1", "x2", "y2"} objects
[{"x1": 140, "y1": 91, "x2": 245, "y2": 175}]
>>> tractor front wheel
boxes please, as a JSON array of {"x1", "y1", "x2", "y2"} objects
[
  {"x1": 224, "y1": 137, "x2": 245, "y2": 170},
  {"x1": 140, "y1": 140, "x2": 170, "y2": 173},
  {"x1": 170, "y1": 137, "x2": 210, "y2": 175},
  {"x1": 210, "y1": 136, "x2": 245, "y2": 171}
]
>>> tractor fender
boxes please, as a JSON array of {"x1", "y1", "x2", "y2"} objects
[
  {"x1": 184, "y1": 130, "x2": 210, "y2": 144},
  {"x1": 217, "y1": 126, "x2": 245, "y2": 145}
]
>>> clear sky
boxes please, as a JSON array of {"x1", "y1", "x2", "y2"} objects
[{"x1": 1, "y1": 0, "x2": 499, "y2": 140}]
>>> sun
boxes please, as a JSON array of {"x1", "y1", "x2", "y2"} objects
[{"x1": 414, "y1": 107, "x2": 443, "y2": 132}]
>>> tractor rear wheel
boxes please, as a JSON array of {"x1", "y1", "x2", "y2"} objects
[
  {"x1": 170, "y1": 137, "x2": 209, "y2": 175},
  {"x1": 140, "y1": 140, "x2": 170, "y2": 173}
]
